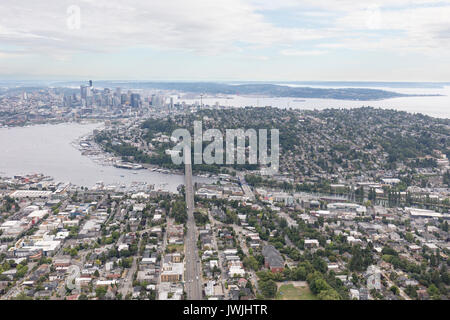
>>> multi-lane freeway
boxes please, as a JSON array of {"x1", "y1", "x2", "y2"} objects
[{"x1": 184, "y1": 162, "x2": 203, "y2": 300}]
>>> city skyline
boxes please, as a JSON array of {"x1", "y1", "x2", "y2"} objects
[{"x1": 0, "y1": 0, "x2": 450, "y2": 81}]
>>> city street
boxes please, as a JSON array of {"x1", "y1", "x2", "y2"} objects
[{"x1": 184, "y1": 162, "x2": 202, "y2": 300}]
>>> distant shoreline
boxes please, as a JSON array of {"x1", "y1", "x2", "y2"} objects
[{"x1": 2, "y1": 81, "x2": 445, "y2": 101}]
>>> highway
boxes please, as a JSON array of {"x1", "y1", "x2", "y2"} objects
[
  {"x1": 184, "y1": 162, "x2": 203, "y2": 300},
  {"x1": 156, "y1": 226, "x2": 167, "y2": 293},
  {"x1": 238, "y1": 172, "x2": 255, "y2": 201}
]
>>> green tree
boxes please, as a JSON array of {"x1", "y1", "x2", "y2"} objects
[
  {"x1": 95, "y1": 286, "x2": 107, "y2": 299},
  {"x1": 259, "y1": 279, "x2": 277, "y2": 298},
  {"x1": 427, "y1": 284, "x2": 440, "y2": 299},
  {"x1": 317, "y1": 289, "x2": 341, "y2": 300},
  {"x1": 389, "y1": 285, "x2": 399, "y2": 295}
]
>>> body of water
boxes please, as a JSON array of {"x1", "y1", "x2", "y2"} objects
[
  {"x1": 0, "y1": 123, "x2": 212, "y2": 192},
  {"x1": 177, "y1": 85, "x2": 450, "y2": 119}
]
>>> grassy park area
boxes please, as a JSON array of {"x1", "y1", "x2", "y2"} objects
[{"x1": 276, "y1": 283, "x2": 317, "y2": 300}]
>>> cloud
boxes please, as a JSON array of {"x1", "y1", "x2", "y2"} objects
[
  {"x1": 0, "y1": 0, "x2": 450, "y2": 80},
  {"x1": 333, "y1": 4, "x2": 450, "y2": 56},
  {"x1": 0, "y1": 0, "x2": 449, "y2": 59},
  {"x1": 280, "y1": 49, "x2": 327, "y2": 56},
  {"x1": 0, "y1": 0, "x2": 325, "y2": 57},
  {"x1": 252, "y1": 0, "x2": 450, "y2": 57}
]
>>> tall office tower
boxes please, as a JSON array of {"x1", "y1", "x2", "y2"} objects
[
  {"x1": 81, "y1": 85, "x2": 93, "y2": 99},
  {"x1": 89, "y1": 80, "x2": 93, "y2": 87},
  {"x1": 111, "y1": 96, "x2": 119, "y2": 107},
  {"x1": 22, "y1": 92, "x2": 28, "y2": 100},
  {"x1": 121, "y1": 93, "x2": 128, "y2": 105},
  {"x1": 115, "y1": 87, "x2": 121, "y2": 97},
  {"x1": 151, "y1": 94, "x2": 165, "y2": 108},
  {"x1": 80, "y1": 85, "x2": 88, "y2": 100},
  {"x1": 94, "y1": 94, "x2": 102, "y2": 106},
  {"x1": 150, "y1": 94, "x2": 156, "y2": 107},
  {"x1": 130, "y1": 93, "x2": 141, "y2": 108},
  {"x1": 63, "y1": 95, "x2": 72, "y2": 107},
  {"x1": 170, "y1": 97, "x2": 174, "y2": 110}
]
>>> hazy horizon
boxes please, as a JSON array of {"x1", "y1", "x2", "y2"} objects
[{"x1": 1, "y1": 79, "x2": 449, "y2": 85}]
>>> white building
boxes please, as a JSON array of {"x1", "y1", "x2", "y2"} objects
[{"x1": 228, "y1": 265, "x2": 246, "y2": 277}]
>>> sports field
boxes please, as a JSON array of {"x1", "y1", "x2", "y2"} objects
[{"x1": 275, "y1": 283, "x2": 317, "y2": 300}]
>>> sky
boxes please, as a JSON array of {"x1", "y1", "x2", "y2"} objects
[{"x1": 0, "y1": 0, "x2": 450, "y2": 82}]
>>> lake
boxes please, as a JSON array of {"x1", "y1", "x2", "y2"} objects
[{"x1": 0, "y1": 122, "x2": 212, "y2": 192}]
